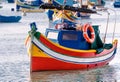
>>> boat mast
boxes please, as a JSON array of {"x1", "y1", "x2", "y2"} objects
[
  {"x1": 104, "y1": 8, "x2": 117, "y2": 43},
  {"x1": 104, "y1": 10, "x2": 110, "y2": 43},
  {"x1": 109, "y1": 8, "x2": 117, "y2": 42}
]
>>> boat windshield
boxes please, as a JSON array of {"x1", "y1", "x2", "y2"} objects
[
  {"x1": 47, "y1": 32, "x2": 58, "y2": 40},
  {"x1": 62, "y1": 33, "x2": 78, "y2": 40}
]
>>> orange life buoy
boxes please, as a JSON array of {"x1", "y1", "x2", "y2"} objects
[{"x1": 83, "y1": 24, "x2": 95, "y2": 43}]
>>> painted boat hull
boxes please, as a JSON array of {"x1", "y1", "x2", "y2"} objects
[
  {"x1": 32, "y1": 56, "x2": 113, "y2": 71},
  {"x1": 16, "y1": 0, "x2": 43, "y2": 11},
  {"x1": 26, "y1": 31, "x2": 117, "y2": 71},
  {"x1": 0, "y1": 15, "x2": 21, "y2": 22},
  {"x1": 113, "y1": 1, "x2": 120, "y2": 8},
  {"x1": 7, "y1": 0, "x2": 14, "y2": 3}
]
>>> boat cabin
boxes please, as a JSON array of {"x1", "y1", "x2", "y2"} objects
[
  {"x1": 58, "y1": 30, "x2": 90, "y2": 50},
  {"x1": 45, "y1": 27, "x2": 94, "y2": 50},
  {"x1": 45, "y1": 25, "x2": 106, "y2": 51}
]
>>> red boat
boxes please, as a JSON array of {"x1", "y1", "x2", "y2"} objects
[{"x1": 25, "y1": 22, "x2": 117, "y2": 71}]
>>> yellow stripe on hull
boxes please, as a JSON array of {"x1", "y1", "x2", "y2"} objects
[{"x1": 28, "y1": 43, "x2": 51, "y2": 58}]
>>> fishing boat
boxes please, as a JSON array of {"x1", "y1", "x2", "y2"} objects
[
  {"x1": 0, "y1": 15, "x2": 21, "y2": 22},
  {"x1": 45, "y1": 0, "x2": 74, "y2": 20},
  {"x1": 74, "y1": 0, "x2": 92, "y2": 19},
  {"x1": 75, "y1": 0, "x2": 106, "y2": 18},
  {"x1": 113, "y1": 0, "x2": 120, "y2": 8},
  {"x1": 25, "y1": 23, "x2": 117, "y2": 71},
  {"x1": 25, "y1": 3, "x2": 118, "y2": 71},
  {"x1": 88, "y1": 0, "x2": 105, "y2": 7},
  {"x1": 15, "y1": 0, "x2": 44, "y2": 13},
  {"x1": 45, "y1": 0, "x2": 92, "y2": 20}
]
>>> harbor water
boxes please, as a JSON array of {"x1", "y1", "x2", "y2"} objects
[{"x1": 0, "y1": 1, "x2": 120, "y2": 82}]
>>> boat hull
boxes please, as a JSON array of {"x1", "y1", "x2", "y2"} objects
[
  {"x1": 0, "y1": 15, "x2": 21, "y2": 22},
  {"x1": 32, "y1": 55, "x2": 114, "y2": 71},
  {"x1": 16, "y1": 0, "x2": 43, "y2": 11},
  {"x1": 26, "y1": 32, "x2": 117, "y2": 71}
]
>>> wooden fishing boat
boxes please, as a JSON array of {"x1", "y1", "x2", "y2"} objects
[
  {"x1": 45, "y1": 0, "x2": 93, "y2": 20},
  {"x1": 74, "y1": 0, "x2": 105, "y2": 19},
  {"x1": 25, "y1": 21, "x2": 117, "y2": 71},
  {"x1": 88, "y1": 0, "x2": 105, "y2": 7},
  {"x1": 45, "y1": 0, "x2": 74, "y2": 20},
  {"x1": 0, "y1": 15, "x2": 21, "y2": 22},
  {"x1": 113, "y1": 0, "x2": 120, "y2": 8},
  {"x1": 74, "y1": 0, "x2": 91, "y2": 19},
  {"x1": 15, "y1": 0, "x2": 44, "y2": 13}
]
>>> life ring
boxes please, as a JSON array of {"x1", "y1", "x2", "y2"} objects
[{"x1": 83, "y1": 24, "x2": 95, "y2": 43}]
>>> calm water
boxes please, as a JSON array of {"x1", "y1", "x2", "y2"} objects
[{"x1": 0, "y1": 1, "x2": 120, "y2": 82}]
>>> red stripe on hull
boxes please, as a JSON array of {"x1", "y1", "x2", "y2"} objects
[
  {"x1": 39, "y1": 35, "x2": 95, "y2": 58},
  {"x1": 31, "y1": 57, "x2": 114, "y2": 71}
]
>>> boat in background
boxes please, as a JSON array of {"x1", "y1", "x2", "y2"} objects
[
  {"x1": 75, "y1": 0, "x2": 91, "y2": 19},
  {"x1": 45, "y1": 0, "x2": 74, "y2": 20},
  {"x1": 75, "y1": 0, "x2": 105, "y2": 19},
  {"x1": 88, "y1": 0, "x2": 105, "y2": 7},
  {"x1": 0, "y1": 15, "x2": 22, "y2": 22},
  {"x1": 15, "y1": 0, "x2": 44, "y2": 15},
  {"x1": 113, "y1": 0, "x2": 120, "y2": 8}
]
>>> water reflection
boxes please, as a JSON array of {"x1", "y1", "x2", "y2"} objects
[{"x1": 31, "y1": 63, "x2": 120, "y2": 81}]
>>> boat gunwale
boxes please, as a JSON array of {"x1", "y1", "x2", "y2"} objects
[{"x1": 27, "y1": 32, "x2": 117, "y2": 58}]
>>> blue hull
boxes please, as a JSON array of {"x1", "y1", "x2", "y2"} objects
[
  {"x1": 0, "y1": 15, "x2": 22, "y2": 22},
  {"x1": 114, "y1": 5, "x2": 120, "y2": 7},
  {"x1": 16, "y1": 0, "x2": 43, "y2": 11},
  {"x1": 7, "y1": 0, "x2": 14, "y2": 3}
]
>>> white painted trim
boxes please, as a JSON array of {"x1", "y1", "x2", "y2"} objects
[{"x1": 33, "y1": 37, "x2": 114, "y2": 64}]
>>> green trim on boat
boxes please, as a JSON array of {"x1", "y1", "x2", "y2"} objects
[{"x1": 34, "y1": 32, "x2": 41, "y2": 39}]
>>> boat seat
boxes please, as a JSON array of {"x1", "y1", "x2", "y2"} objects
[{"x1": 58, "y1": 30, "x2": 90, "y2": 50}]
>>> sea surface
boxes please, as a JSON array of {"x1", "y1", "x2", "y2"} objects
[{"x1": 0, "y1": 1, "x2": 120, "y2": 82}]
